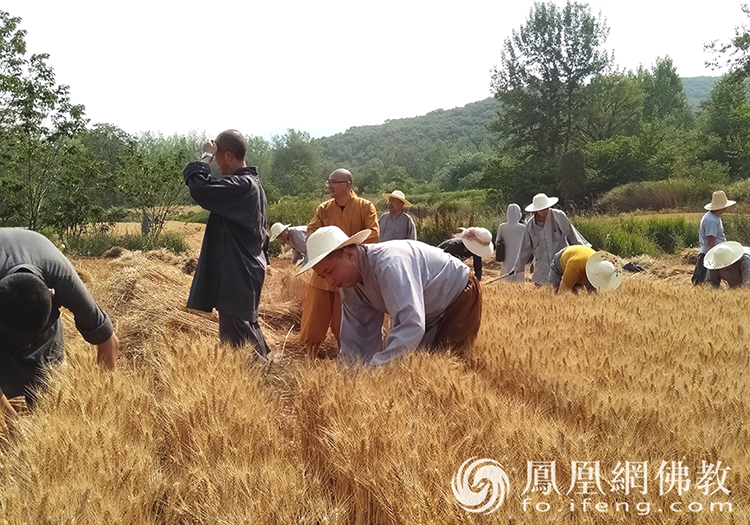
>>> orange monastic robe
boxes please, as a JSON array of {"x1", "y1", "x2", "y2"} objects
[{"x1": 300, "y1": 192, "x2": 379, "y2": 345}]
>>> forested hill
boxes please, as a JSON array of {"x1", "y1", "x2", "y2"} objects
[
  {"x1": 318, "y1": 77, "x2": 717, "y2": 189},
  {"x1": 318, "y1": 97, "x2": 500, "y2": 188}
]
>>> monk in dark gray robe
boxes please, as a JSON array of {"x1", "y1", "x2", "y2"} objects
[{"x1": 183, "y1": 130, "x2": 270, "y2": 357}]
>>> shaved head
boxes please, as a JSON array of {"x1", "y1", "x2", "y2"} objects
[
  {"x1": 329, "y1": 168, "x2": 353, "y2": 183},
  {"x1": 215, "y1": 129, "x2": 246, "y2": 161}
]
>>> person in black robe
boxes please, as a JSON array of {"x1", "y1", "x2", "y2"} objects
[{"x1": 183, "y1": 129, "x2": 270, "y2": 358}]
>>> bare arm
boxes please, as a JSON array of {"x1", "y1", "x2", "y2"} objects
[{"x1": 706, "y1": 235, "x2": 716, "y2": 250}]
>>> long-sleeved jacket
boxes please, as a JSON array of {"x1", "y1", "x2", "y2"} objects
[
  {"x1": 307, "y1": 192, "x2": 379, "y2": 291},
  {"x1": 437, "y1": 238, "x2": 482, "y2": 281},
  {"x1": 0, "y1": 230, "x2": 114, "y2": 398},
  {"x1": 511, "y1": 208, "x2": 588, "y2": 285},
  {"x1": 183, "y1": 161, "x2": 268, "y2": 321}
]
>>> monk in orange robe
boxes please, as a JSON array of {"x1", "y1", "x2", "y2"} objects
[{"x1": 301, "y1": 168, "x2": 379, "y2": 357}]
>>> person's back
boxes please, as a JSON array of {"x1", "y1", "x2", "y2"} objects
[{"x1": 0, "y1": 229, "x2": 119, "y2": 431}]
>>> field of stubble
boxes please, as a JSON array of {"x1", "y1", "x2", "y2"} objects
[{"x1": 0, "y1": 247, "x2": 747, "y2": 524}]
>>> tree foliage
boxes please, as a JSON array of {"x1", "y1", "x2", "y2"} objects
[{"x1": 491, "y1": 1, "x2": 611, "y2": 160}]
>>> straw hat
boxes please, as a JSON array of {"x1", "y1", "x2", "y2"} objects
[
  {"x1": 704, "y1": 190, "x2": 736, "y2": 211},
  {"x1": 297, "y1": 226, "x2": 371, "y2": 274},
  {"x1": 585, "y1": 251, "x2": 623, "y2": 291},
  {"x1": 525, "y1": 193, "x2": 559, "y2": 212},
  {"x1": 456, "y1": 227, "x2": 495, "y2": 258},
  {"x1": 382, "y1": 190, "x2": 412, "y2": 207},
  {"x1": 269, "y1": 222, "x2": 290, "y2": 242},
  {"x1": 704, "y1": 241, "x2": 745, "y2": 270}
]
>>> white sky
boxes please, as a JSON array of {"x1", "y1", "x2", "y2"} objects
[{"x1": 7, "y1": 0, "x2": 745, "y2": 140}]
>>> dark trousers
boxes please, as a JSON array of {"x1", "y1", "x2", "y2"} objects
[
  {"x1": 218, "y1": 311, "x2": 270, "y2": 359},
  {"x1": 692, "y1": 253, "x2": 707, "y2": 285}
]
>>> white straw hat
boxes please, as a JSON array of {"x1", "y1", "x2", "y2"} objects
[
  {"x1": 456, "y1": 227, "x2": 495, "y2": 258},
  {"x1": 297, "y1": 226, "x2": 371, "y2": 274},
  {"x1": 704, "y1": 190, "x2": 736, "y2": 211},
  {"x1": 269, "y1": 222, "x2": 290, "y2": 242},
  {"x1": 525, "y1": 193, "x2": 559, "y2": 212},
  {"x1": 704, "y1": 241, "x2": 745, "y2": 270},
  {"x1": 585, "y1": 251, "x2": 623, "y2": 291},
  {"x1": 382, "y1": 190, "x2": 412, "y2": 207}
]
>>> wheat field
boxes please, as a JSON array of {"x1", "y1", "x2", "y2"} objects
[{"x1": 0, "y1": 249, "x2": 747, "y2": 524}]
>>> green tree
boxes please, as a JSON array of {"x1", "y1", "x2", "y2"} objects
[
  {"x1": 118, "y1": 133, "x2": 199, "y2": 236},
  {"x1": 579, "y1": 72, "x2": 644, "y2": 141},
  {"x1": 698, "y1": 74, "x2": 750, "y2": 179},
  {"x1": 639, "y1": 57, "x2": 691, "y2": 126},
  {"x1": 556, "y1": 149, "x2": 586, "y2": 208},
  {"x1": 0, "y1": 12, "x2": 86, "y2": 229},
  {"x1": 271, "y1": 129, "x2": 323, "y2": 196},
  {"x1": 490, "y1": 1, "x2": 611, "y2": 163},
  {"x1": 705, "y1": 4, "x2": 750, "y2": 77}
]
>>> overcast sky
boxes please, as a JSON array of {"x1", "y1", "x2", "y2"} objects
[{"x1": 8, "y1": 0, "x2": 745, "y2": 140}]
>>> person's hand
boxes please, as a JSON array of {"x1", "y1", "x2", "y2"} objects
[
  {"x1": 266, "y1": 266, "x2": 273, "y2": 276},
  {"x1": 97, "y1": 333, "x2": 119, "y2": 370},
  {"x1": 1, "y1": 393, "x2": 19, "y2": 442},
  {"x1": 202, "y1": 140, "x2": 218, "y2": 156}
]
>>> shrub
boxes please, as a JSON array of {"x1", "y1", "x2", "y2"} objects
[
  {"x1": 267, "y1": 197, "x2": 319, "y2": 227},
  {"x1": 171, "y1": 209, "x2": 209, "y2": 223},
  {"x1": 594, "y1": 179, "x2": 714, "y2": 213},
  {"x1": 573, "y1": 216, "x2": 699, "y2": 257},
  {"x1": 63, "y1": 232, "x2": 188, "y2": 256}
]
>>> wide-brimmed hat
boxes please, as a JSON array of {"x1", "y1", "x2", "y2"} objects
[
  {"x1": 455, "y1": 227, "x2": 495, "y2": 258},
  {"x1": 704, "y1": 241, "x2": 745, "y2": 270},
  {"x1": 297, "y1": 226, "x2": 371, "y2": 274},
  {"x1": 269, "y1": 222, "x2": 290, "y2": 242},
  {"x1": 525, "y1": 193, "x2": 559, "y2": 212},
  {"x1": 382, "y1": 190, "x2": 412, "y2": 207},
  {"x1": 585, "y1": 250, "x2": 623, "y2": 291},
  {"x1": 704, "y1": 190, "x2": 736, "y2": 211}
]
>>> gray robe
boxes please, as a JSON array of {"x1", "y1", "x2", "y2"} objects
[
  {"x1": 378, "y1": 212, "x2": 417, "y2": 242},
  {"x1": 511, "y1": 208, "x2": 589, "y2": 285},
  {"x1": 287, "y1": 226, "x2": 308, "y2": 265},
  {"x1": 339, "y1": 241, "x2": 469, "y2": 367},
  {"x1": 183, "y1": 162, "x2": 268, "y2": 321}
]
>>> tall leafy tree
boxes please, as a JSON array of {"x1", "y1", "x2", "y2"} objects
[
  {"x1": 490, "y1": 1, "x2": 611, "y2": 165},
  {"x1": 639, "y1": 57, "x2": 691, "y2": 126},
  {"x1": 579, "y1": 72, "x2": 644, "y2": 141},
  {"x1": 698, "y1": 74, "x2": 750, "y2": 179},
  {"x1": 271, "y1": 129, "x2": 324, "y2": 197},
  {"x1": 0, "y1": 10, "x2": 87, "y2": 230},
  {"x1": 705, "y1": 4, "x2": 750, "y2": 77}
]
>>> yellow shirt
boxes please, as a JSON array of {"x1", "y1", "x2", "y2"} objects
[
  {"x1": 560, "y1": 245, "x2": 596, "y2": 289},
  {"x1": 307, "y1": 192, "x2": 379, "y2": 290}
]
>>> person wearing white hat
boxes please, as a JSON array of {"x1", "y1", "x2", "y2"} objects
[
  {"x1": 692, "y1": 190, "x2": 737, "y2": 285},
  {"x1": 703, "y1": 241, "x2": 750, "y2": 289},
  {"x1": 510, "y1": 193, "x2": 589, "y2": 285},
  {"x1": 437, "y1": 227, "x2": 494, "y2": 281},
  {"x1": 269, "y1": 222, "x2": 308, "y2": 265},
  {"x1": 379, "y1": 190, "x2": 417, "y2": 242},
  {"x1": 300, "y1": 169, "x2": 379, "y2": 358},
  {"x1": 549, "y1": 245, "x2": 623, "y2": 293},
  {"x1": 298, "y1": 226, "x2": 482, "y2": 366}
]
